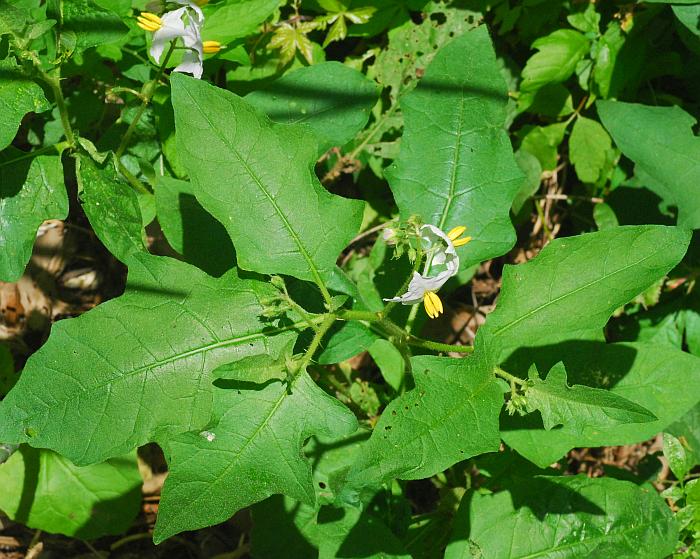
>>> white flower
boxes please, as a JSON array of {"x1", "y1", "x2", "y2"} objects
[
  {"x1": 138, "y1": 0, "x2": 205, "y2": 79},
  {"x1": 384, "y1": 224, "x2": 472, "y2": 318}
]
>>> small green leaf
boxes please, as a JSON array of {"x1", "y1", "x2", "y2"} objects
[
  {"x1": 447, "y1": 476, "x2": 678, "y2": 558},
  {"x1": 525, "y1": 362, "x2": 655, "y2": 432},
  {"x1": 171, "y1": 74, "x2": 363, "y2": 287},
  {"x1": 518, "y1": 122, "x2": 568, "y2": 171},
  {"x1": 318, "y1": 322, "x2": 379, "y2": 365},
  {"x1": 511, "y1": 149, "x2": 542, "y2": 214},
  {"x1": 663, "y1": 432, "x2": 693, "y2": 481},
  {"x1": 0, "y1": 59, "x2": 50, "y2": 150},
  {"x1": 478, "y1": 226, "x2": 691, "y2": 364},
  {"x1": 520, "y1": 29, "x2": 590, "y2": 92},
  {"x1": 153, "y1": 371, "x2": 357, "y2": 542},
  {"x1": 387, "y1": 26, "x2": 524, "y2": 269},
  {"x1": 0, "y1": 447, "x2": 141, "y2": 538},
  {"x1": 367, "y1": 339, "x2": 405, "y2": 391},
  {"x1": 598, "y1": 101, "x2": 700, "y2": 229},
  {"x1": 567, "y1": 3, "x2": 600, "y2": 34},
  {"x1": 569, "y1": 115, "x2": 612, "y2": 183},
  {"x1": 0, "y1": 151, "x2": 67, "y2": 282},
  {"x1": 77, "y1": 153, "x2": 146, "y2": 263},
  {"x1": 340, "y1": 353, "x2": 502, "y2": 505},
  {"x1": 245, "y1": 62, "x2": 379, "y2": 154},
  {"x1": 213, "y1": 339, "x2": 295, "y2": 383},
  {"x1": 0, "y1": 255, "x2": 298, "y2": 464},
  {"x1": 593, "y1": 202, "x2": 619, "y2": 230}
]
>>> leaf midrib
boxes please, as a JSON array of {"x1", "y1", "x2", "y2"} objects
[
  {"x1": 181, "y1": 84, "x2": 326, "y2": 287},
  {"x1": 21, "y1": 320, "x2": 304, "y2": 423},
  {"x1": 437, "y1": 90, "x2": 466, "y2": 230}
]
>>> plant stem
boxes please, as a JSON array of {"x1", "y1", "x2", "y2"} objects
[
  {"x1": 115, "y1": 41, "x2": 176, "y2": 159},
  {"x1": 298, "y1": 314, "x2": 336, "y2": 372},
  {"x1": 0, "y1": 142, "x2": 69, "y2": 168},
  {"x1": 493, "y1": 366, "x2": 526, "y2": 386},
  {"x1": 406, "y1": 337, "x2": 473, "y2": 354}
]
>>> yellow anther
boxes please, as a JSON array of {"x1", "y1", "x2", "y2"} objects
[
  {"x1": 447, "y1": 225, "x2": 471, "y2": 248},
  {"x1": 137, "y1": 12, "x2": 162, "y2": 32},
  {"x1": 452, "y1": 235, "x2": 472, "y2": 247},
  {"x1": 423, "y1": 291, "x2": 443, "y2": 319},
  {"x1": 203, "y1": 40, "x2": 223, "y2": 54},
  {"x1": 447, "y1": 226, "x2": 466, "y2": 241}
]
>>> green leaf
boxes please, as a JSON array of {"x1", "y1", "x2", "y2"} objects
[
  {"x1": 520, "y1": 29, "x2": 590, "y2": 92},
  {"x1": 511, "y1": 149, "x2": 542, "y2": 214},
  {"x1": 663, "y1": 432, "x2": 694, "y2": 481},
  {"x1": 567, "y1": 3, "x2": 600, "y2": 34},
  {"x1": 0, "y1": 151, "x2": 67, "y2": 282},
  {"x1": 666, "y1": 404, "x2": 700, "y2": 468},
  {"x1": 213, "y1": 339, "x2": 295, "y2": 383},
  {"x1": 477, "y1": 225, "x2": 691, "y2": 364},
  {"x1": 569, "y1": 115, "x2": 612, "y2": 183},
  {"x1": 674, "y1": 5, "x2": 700, "y2": 38},
  {"x1": 593, "y1": 202, "x2": 619, "y2": 230},
  {"x1": 387, "y1": 27, "x2": 524, "y2": 269},
  {"x1": 446, "y1": 476, "x2": 678, "y2": 558},
  {"x1": 519, "y1": 83, "x2": 574, "y2": 117},
  {"x1": 502, "y1": 343, "x2": 700, "y2": 467},
  {"x1": 245, "y1": 62, "x2": 379, "y2": 154},
  {"x1": 592, "y1": 22, "x2": 625, "y2": 99},
  {"x1": 62, "y1": 0, "x2": 127, "y2": 52},
  {"x1": 518, "y1": 122, "x2": 567, "y2": 171},
  {"x1": 171, "y1": 74, "x2": 364, "y2": 287},
  {"x1": 318, "y1": 321, "x2": 379, "y2": 365},
  {"x1": 0, "y1": 59, "x2": 50, "y2": 151},
  {"x1": 202, "y1": 0, "x2": 279, "y2": 43},
  {"x1": 367, "y1": 338, "x2": 405, "y2": 391},
  {"x1": 598, "y1": 101, "x2": 700, "y2": 229},
  {"x1": 77, "y1": 153, "x2": 146, "y2": 263},
  {"x1": 0, "y1": 254, "x2": 298, "y2": 464},
  {"x1": 524, "y1": 362, "x2": 655, "y2": 432},
  {"x1": 339, "y1": 353, "x2": 502, "y2": 505},
  {"x1": 153, "y1": 371, "x2": 357, "y2": 542},
  {"x1": 0, "y1": 447, "x2": 141, "y2": 538},
  {"x1": 154, "y1": 176, "x2": 235, "y2": 277}
]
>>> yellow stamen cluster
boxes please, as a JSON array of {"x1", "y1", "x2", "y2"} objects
[
  {"x1": 423, "y1": 291, "x2": 443, "y2": 319},
  {"x1": 137, "y1": 12, "x2": 162, "y2": 32},
  {"x1": 447, "y1": 225, "x2": 472, "y2": 247},
  {"x1": 203, "y1": 40, "x2": 223, "y2": 54}
]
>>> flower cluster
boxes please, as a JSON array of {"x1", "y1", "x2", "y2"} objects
[
  {"x1": 385, "y1": 223, "x2": 472, "y2": 319},
  {"x1": 136, "y1": 0, "x2": 222, "y2": 79}
]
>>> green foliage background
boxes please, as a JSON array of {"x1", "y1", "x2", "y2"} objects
[{"x1": 1, "y1": 0, "x2": 700, "y2": 556}]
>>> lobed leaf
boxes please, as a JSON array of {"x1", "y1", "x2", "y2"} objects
[
  {"x1": 171, "y1": 74, "x2": 363, "y2": 287},
  {"x1": 387, "y1": 26, "x2": 524, "y2": 269},
  {"x1": 446, "y1": 475, "x2": 678, "y2": 558},
  {"x1": 153, "y1": 372, "x2": 357, "y2": 542},
  {"x1": 524, "y1": 362, "x2": 655, "y2": 432},
  {"x1": 339, "y1": 353, "x2": 502, "y2": 505},
  {"x1": 503, "y1": 342, "x2": 700, "y2": 467},
  {"x1": 0, "y1": 255, "x2": 298, "y2": 464},
  {"x1": 478, "y1": 225, "x2": 691, "y2": 364}
]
